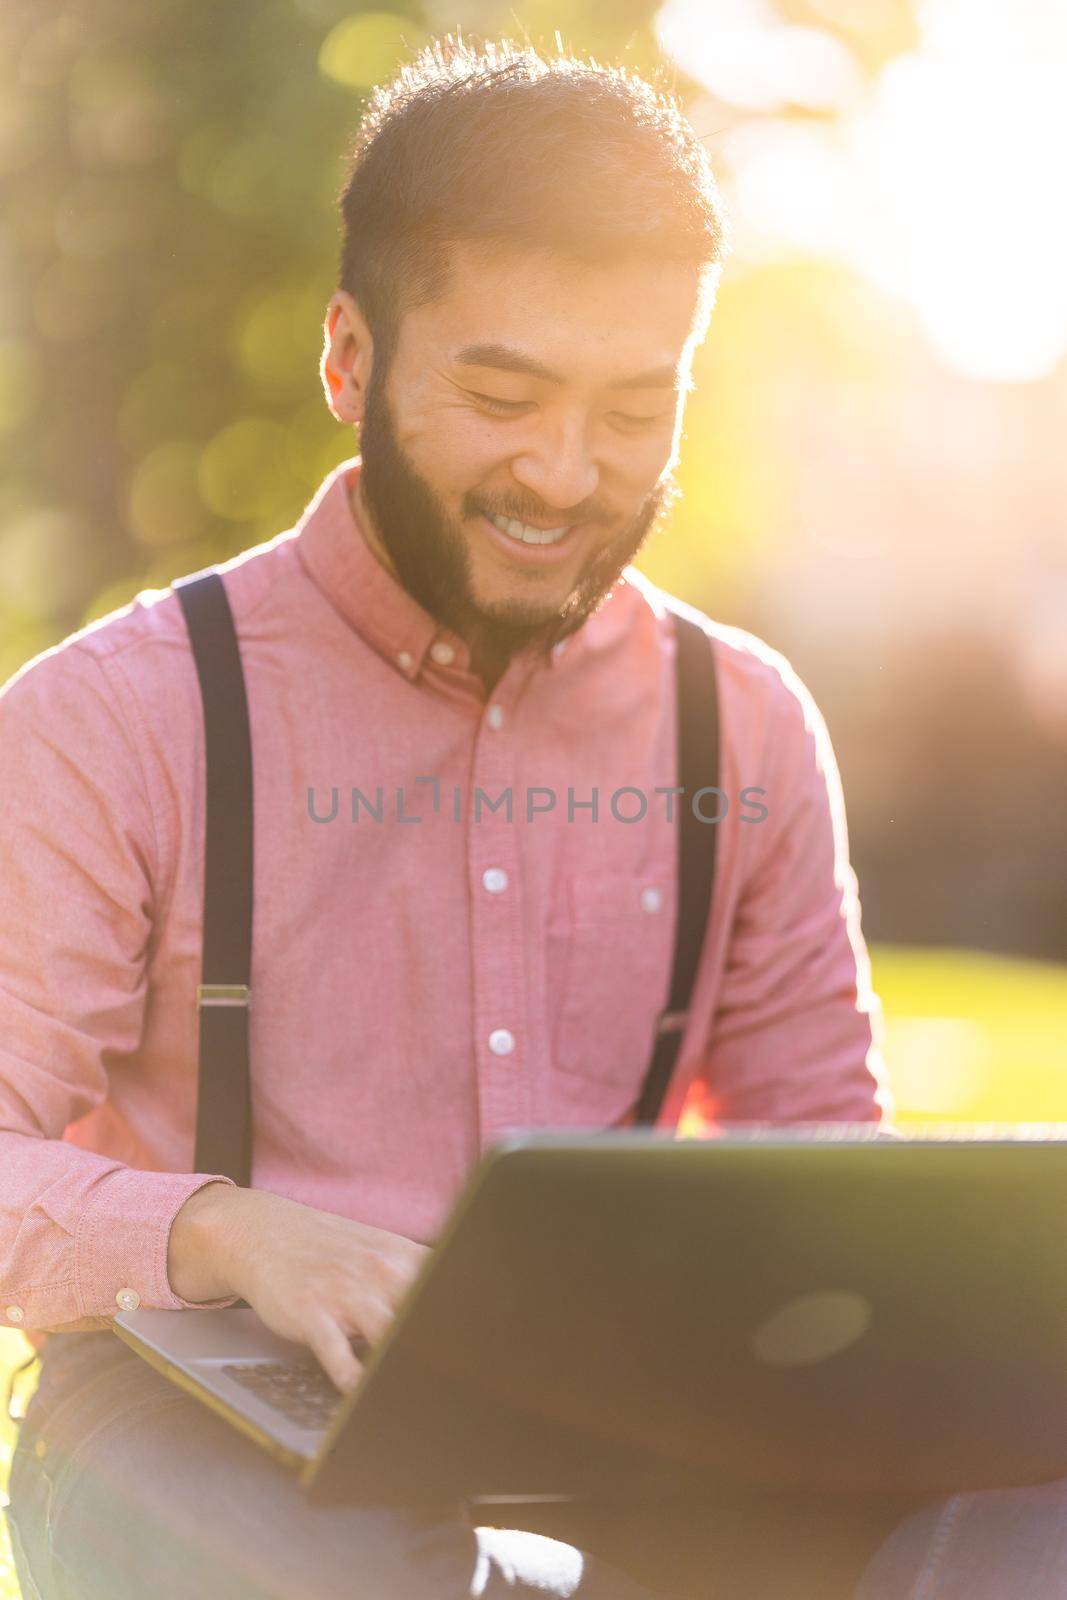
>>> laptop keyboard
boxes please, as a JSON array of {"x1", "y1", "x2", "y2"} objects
[{"x1": 222, "y1": 1337, "x2": 370, "y2": 1432}]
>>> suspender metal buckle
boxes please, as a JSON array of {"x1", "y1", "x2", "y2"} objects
[
  {"x1": 656, "y1": 1009, "x2": 689, "y2": 1037},
  {"x1": 197, "y1": 984, "x2": 251, "y2": 1008}
]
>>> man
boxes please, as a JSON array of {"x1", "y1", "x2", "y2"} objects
[{"x1": 3, "y1": 32, "x2": 1057, "y2": 1600}]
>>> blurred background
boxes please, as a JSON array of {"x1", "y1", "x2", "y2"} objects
[
  {"x1": 0, "y1": 1, "x2": 1066, "y2": 1582},
  {"x1": 1, "y1": 0, "x2": 1065, "y2": 1109},
  {"x1": 0, "y1": 0, "x2": 1062, "y2": 1139},
  {"x1": 2, "y1": 0, "x2": 1065, "y2": 1115}
]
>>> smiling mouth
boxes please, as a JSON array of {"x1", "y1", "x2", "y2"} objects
[{"x1": 485, "y1": 511, "x2": 574, "y2": 547}]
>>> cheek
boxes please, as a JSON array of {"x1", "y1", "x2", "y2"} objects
[
  {"x1": 404, "y1": 407, "x2": 514, "y2": 487},
  {"x1": 613, "y1": 440, "x2": 674, "y2": 505},
  {"x1": 450, "y1": 411, "x2": 520, "y2": 464},
  {"x1": 594, "y1": 420, "x2": 677, "y2": 491}
]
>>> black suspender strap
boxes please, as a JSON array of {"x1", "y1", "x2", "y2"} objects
[
  {"x1": 173, "y1": 570, "x2": 254, "y2": 1187},
  {"x1": 633, "y1": 611, "x2": 720, "y2": 1126},
  {"x1": 171, "y1": 573, "x2": 716, "y2": 1179}
]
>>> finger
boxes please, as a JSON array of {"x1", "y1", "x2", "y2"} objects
[
  {"x1": 345, "y1": 1294, "x2": 394, "y2": 1348},
  {"x1": 308, "y1": 1314, "x2": 364, "y2": 1395},
  {"x1": 377, "y1": 1239, "x2": 432, "y2": 1296},
  {"x1": 371, "y1": 1229, "x2": 431, "y2": 1270}
]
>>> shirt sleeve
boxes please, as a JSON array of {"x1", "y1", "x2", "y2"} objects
[
  {"x1": 0, "y1": 641, "x2": 238, "y2": 1333},
  {"x1": 692, "y1": 659, "x2": 895, "y2": 1127}
]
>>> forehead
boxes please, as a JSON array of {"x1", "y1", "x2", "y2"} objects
[{"x1": 400, "y1": 240, "x2": 702, "y2": 385}]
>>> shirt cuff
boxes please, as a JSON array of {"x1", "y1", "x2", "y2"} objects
[{"x1": 73, "y1": 1168, "x2": 240, "y2": 1319}]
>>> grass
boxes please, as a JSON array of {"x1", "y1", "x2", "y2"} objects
[
  {"x1": 2, "y1": 941, "x2": 1066, "y2": 1599},
  {"x1": 873, "y1": 944, "x2": 1067, "y2": 1125}
]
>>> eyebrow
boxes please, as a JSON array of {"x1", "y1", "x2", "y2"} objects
[{"x1": 453, "y1": 342, "x2": 680, "y2": 391}]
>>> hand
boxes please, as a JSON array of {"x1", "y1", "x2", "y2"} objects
[{"x1": 168, "y1": 1184, "x2": 430, "y2": 1392}]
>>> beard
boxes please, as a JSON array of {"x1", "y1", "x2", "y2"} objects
[{"x1": 356, "y1": 363, "x2": 679, "y2": 666}]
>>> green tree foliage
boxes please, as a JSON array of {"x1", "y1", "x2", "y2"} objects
[{"x1": 0, "y1": 0, "x2": 675, "y2": 681}]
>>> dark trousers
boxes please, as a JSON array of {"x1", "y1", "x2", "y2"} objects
[{"x1": 4, "y1": 1332, "x2": 936, "y2": 1599}]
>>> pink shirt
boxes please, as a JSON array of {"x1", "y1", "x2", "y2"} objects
[{"x1": 0, "y1": 456, "x2": 891, "y2": 1336}]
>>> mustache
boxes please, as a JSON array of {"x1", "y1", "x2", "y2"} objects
[{"x1": 473, "y1": 500, "x2": 606, "y2": 527}]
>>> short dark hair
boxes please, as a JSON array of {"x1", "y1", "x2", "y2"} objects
[{"x1": 336, "y1": 33, "x2": 727, "y2": 371}]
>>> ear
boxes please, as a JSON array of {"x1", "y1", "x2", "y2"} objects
[{"x1": 320, "y1": 290, "x2": 373, "y2": 425}]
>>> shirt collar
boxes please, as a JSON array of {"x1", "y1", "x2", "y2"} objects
[{"x1": 294, "y1": 455, "x2": 579, "y2": 684}]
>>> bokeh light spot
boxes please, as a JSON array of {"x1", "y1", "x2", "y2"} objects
[
  {"x1": 208, "y1": 132, "x2": 299, "y2": 219},
  {"x1": 235, "y1": 285, "x2": 325, "y2": 388},
  {"x1": 126, "y1": 442, "x2": 208, "y2": 548},
  {"x1": 0, "y1": 506, "x2": 103, "y2": 620},
  {"x1": 198, "y1": 418, "x2": 299, "y2": 520},
  {"x1": 318, "y1": 12, "x2": 425, "y2": 91},
  {"x1": 68, "y1": 54, "x2": 174, "y2": 168}
]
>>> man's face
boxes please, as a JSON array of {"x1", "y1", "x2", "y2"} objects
[{"x1": 326, "y1": 241, "x2": 704, "y2": 663}]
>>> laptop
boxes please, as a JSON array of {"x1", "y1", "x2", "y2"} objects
[{"x1": 114, "y1": 1125, "x2": 1067, "y2": 1507}]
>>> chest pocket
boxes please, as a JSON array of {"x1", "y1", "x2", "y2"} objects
[{"x1": 547, "y1": 870, "x2": 674, "y2": 1090}]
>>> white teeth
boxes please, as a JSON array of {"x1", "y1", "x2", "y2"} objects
[{"x1": 488, "y1": 512, "x2": 571, "y2": 546}]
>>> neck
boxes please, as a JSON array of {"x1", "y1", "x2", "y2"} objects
[{"x1": 350, "y1": 477, "x2": 401, "y2": 585}]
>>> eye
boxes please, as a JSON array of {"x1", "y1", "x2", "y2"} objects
[
  {"x1": 468, "y1": 392, "x2": 671, "y2": 430},
  {"x1": 469, "y1": 392, "x2": 529, "y2": 415},
  {"x1": 610, "y1": 410, "x2": 673, "y2": 431}
]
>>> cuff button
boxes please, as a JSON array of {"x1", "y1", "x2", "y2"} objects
[
  {"x1": 115, "y1": 1287, "x2": 140, "y2": 1312},
  {"x1": 5, "y1": 1304, "x2": 24, "y2": 1323}
]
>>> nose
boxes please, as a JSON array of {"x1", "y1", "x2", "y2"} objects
[{"x1": 508, "y1": 413, "x2": 599, "y2": 518}]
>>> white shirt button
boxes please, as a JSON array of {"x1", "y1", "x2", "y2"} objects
[
  {"x1": 488, "y1": 1028, "x2": 515, "y2": 1056},
  {"x1": 5, "y1": 1304, "x2": 24, "y2": 1323},
  {"x1": 115, "y1": 1287, "x2": 141, "y2": 1312},
  {"x1": 396, "y1": 650, "x2": 414, "y2": 671},
  {"x1": 640, "y1": 886, "x2": 663, "y2": 914},
  {"x1": 486, "y1": 703, "x2": 505, "y2": 730},
  {"x1": 482, "y1": 867, "x2": 509, "y2": 894},
  {"x1": 430, "y1": 640, "x2": 455, "y2": 666}
]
